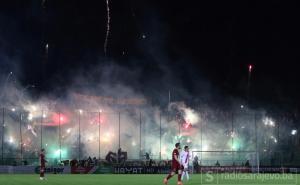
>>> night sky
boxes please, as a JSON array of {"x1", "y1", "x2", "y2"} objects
[{"x1": 0, "y1": 0, "x2": 299, "y2": 110}]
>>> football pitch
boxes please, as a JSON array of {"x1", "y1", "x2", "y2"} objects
[{"x1": 0, "y1": 174, "x2": 298, "y2": 185}]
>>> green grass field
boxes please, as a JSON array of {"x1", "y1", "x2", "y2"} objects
[{"x1": 0, "y1": 174, "x2": 298, "y2": 185}]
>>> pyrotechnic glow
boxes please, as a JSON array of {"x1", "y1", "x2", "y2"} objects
[
  {"x1": 161, "y1": 146, "x2": 167, "y2": 156},
  {"x1": 48, "y1": 147, "x2": 68, "y2": 159},
  {"x1": 2, "y1": 78, "x2": 290, "y2": 161},
  {"x1": 263, "y1": 117, "x2": 275, "y2": 127},
  {"x1": 9, "y1": 136, "x2": 14, "y2": 144},
  {"x1": 249, "y1": 64, "x2": 253, "y2": 72},
  {"x1": 102, "y1": 132, "x2": 112, "y2": 143},
  {"x1": 174, "y1": 135, "x2": 182, "y2": 142},
  {"x1": 232, "y1": 142, "x2": 239, "y2": 150},
  {"x1": 31, "y1": 105, "x2": 37, "y2": 111},
  {"x1": 202, "y1": 144, "x2": 208, "y2": 151},
  {"x1": 292, "y1": 129, "x2": 297, "y2": 135},
  {"x1": 87, "y1": 135, "x2": 94, "y2": 142},
  {"x1": 28, "y1": 113, "x2": 33, "y2": 120},
  {"x1": 50, "y1": 113, "x2": 69, "y2": 126},
  {"x1": 24, "y1": 104, "x2": 39, "y2": 114},
  {"x1": 89, "y1": 114, "x2": 106, "y2": 125},
  {"x1": 55, "y1": 149, "x2": 61, "y2": 156},
  {"x1": 184, "y1": 108, "x2": 199, "y2": 125},
  {"x1": 132, "y1": 141, "x2": 136, "y2": 146},
  {"x1": 228, "y1": 139, "x2": 241, "y2": 150},
  {"x1": 230, "y1": 131, "x2": 235, "y2": 138},
  {"x1": 184, "y1": 122, "x2": 192, "y2": 129},
  {"x1": 270, "y1": 135, "x2": 277, "y2": 143}
]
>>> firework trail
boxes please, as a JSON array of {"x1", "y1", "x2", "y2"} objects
[{"x1": 104, "y1": 0, "x2": 111, "y2": 56}]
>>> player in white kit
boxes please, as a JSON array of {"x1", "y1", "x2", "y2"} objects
[{"x1": 180, "y1": 145, "x2": 190, "y2": 181}]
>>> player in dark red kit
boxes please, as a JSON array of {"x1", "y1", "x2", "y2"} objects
[
  {"x1": 163, "y1": 143, "x2": 183, "y2": 185},
  {"x1": 39, "y1": 148, "x2": 47, "y2": 180}
]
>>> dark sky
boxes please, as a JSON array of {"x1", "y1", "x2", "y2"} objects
[{"x1": 0, "y1": 0, "x2": 299, "y2": 109}]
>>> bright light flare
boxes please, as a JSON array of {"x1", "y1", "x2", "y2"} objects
[
  {"x1": 102, "y1": 132, "x2": 113, "y2": 143},
  {"x1": 87, "y1": 135, "x2": 94, "y2": 142},
  {"x1": 263, "y1": 117, "x2": 275, "y2": 127},
  {"x1": 202, "y1": 144, "x2": 208, "y2": 151},
  {"x1": 292, "y1": 129, "x2": 297, "y2": 135},
  {"x1": 270, "y1": 136, "x2": 277, "y2": 143},
  {"x1": 230, "y1": 131, "x2": 236, "y2": 138},
  {"x1": 55, "y1": 149, "x2": 61, "y2": 155},
  {"x1": 31, "y1": 105, "x2": 37, "y2": 111},
  {"x1": 248, "y1": 64, "x2": 253, "y2": 72},
  {"x1": 9, "y1": 136, "x2": 14, "y2": 144},
  {"x1": 28, "y1": 114, "x2": 33, "y2": 121},
  {"x1": 183, "y1": 122, "x2": 192, "y2": 129},
  {"x1": 49, "y1": 113, "x2": 69, "y2": 126},
  {"x1": 184, "y1": 108, "x2": 199, "y2": 125}
]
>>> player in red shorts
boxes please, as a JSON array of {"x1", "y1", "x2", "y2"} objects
[
  {"x1": 163, "y1": 143, "x2": 183, "y2": 185},
  {"x1": 39, "y1": 148, "x2": 47, "y2": 180}
]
